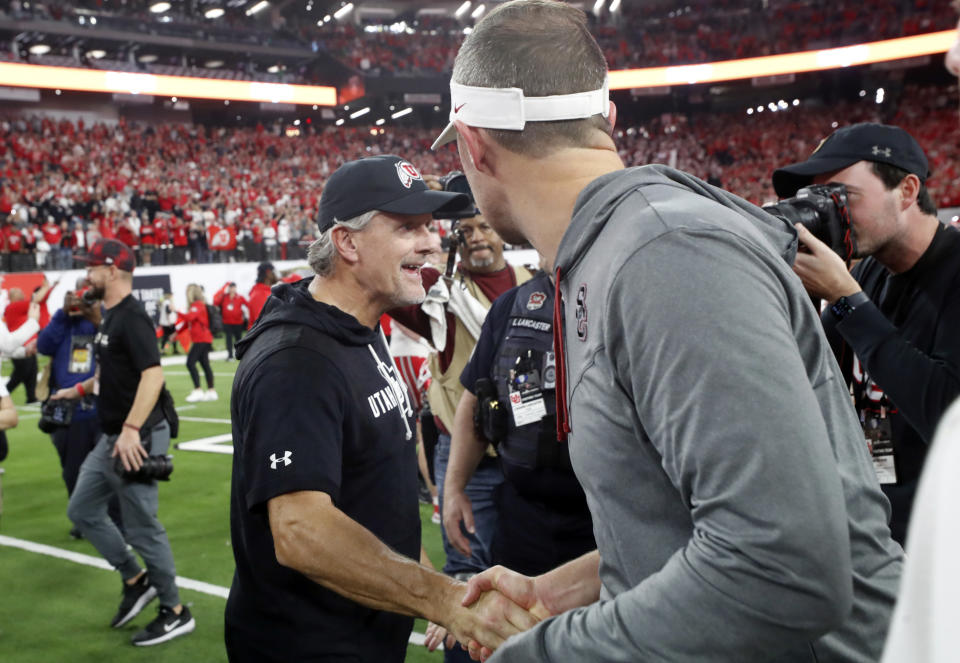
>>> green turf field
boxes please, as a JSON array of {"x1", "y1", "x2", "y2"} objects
[{"x1": 0, "y1": 344, "x2": 447, "y2": 662}]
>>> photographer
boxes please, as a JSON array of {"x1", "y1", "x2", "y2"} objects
[
  {"x1": 53, "y1": 239, "x2": 194, "y2": 647},
  {"x1": 37, "y1": 279, "x2": 121, "y2": 539},
  {"x1": 774, "y1": 123, "x2": 960, "y2": 545}
]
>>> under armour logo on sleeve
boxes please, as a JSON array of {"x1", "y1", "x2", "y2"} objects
[{"x1": 269, "y1": 451, "x2": 293, "y2": 469}]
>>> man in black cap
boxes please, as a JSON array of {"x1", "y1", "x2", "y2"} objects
[
  {"x1": 225, "y1": 155, "x2": 542, "y2": 663},
  {"x1": 51, "y1": 239, "x2": 192, "y2": 646},
  {"x1": 774, "y1": 122, "x2": 960, "y2": 544}
]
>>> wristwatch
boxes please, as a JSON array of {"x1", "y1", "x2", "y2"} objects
[{"x1": 829, "y1": 291, "x2": 869, "y2": 322}]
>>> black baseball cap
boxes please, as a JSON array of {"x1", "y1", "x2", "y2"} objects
[
  {"x1": 316, "y1": 155, "x2": 470, "y2": 232},
  {"x1": 773, "y1": 123, "x2": 931, "y2": 198},
  {"x1": 74, "y1": 239, "x2": 136, "y2": 272}
]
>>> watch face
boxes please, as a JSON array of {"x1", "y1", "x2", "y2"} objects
[{"x1": 831, "y1": 297, "x2": 854, "y2": 321}]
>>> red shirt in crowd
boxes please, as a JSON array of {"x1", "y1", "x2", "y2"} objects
[
  {"x1": 214, "y1": 287, "x2": 248, "y2": 326},
  {"x1": 247, "y1": 282, "x2": 273, "y2": 329},
  {"x1": 41, "y1": 221, "x2": 62, "y2": 246},
  {"x1": 178, "y1": 301, "x2": 214, "y2": 344}
]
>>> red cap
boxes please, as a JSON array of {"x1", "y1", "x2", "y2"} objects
[{"x1": 75, "y1": 239, "x2": 136, "y2": 272}]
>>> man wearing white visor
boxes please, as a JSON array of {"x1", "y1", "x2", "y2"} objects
[{"x1": 443, "y1": 2, "x2": 903, "y2": 662}]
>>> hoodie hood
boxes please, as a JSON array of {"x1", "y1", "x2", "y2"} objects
[
  {"x1": 556, "y1": 164, "x2": 797, "y2": 276},
  {"x1": 236, "y1": 279, "x2": 380, "y2": 361}
]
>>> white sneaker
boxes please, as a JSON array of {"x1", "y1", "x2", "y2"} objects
[
  {"x1": 203, "y1": 389, "x2": 218, "y2": 402},
  {"x1": 185, "y1": 389, "x2": 204, "y2": 403}
]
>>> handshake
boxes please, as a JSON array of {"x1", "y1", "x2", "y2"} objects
[{"x1": 428, "y1": 566, "x2": 556, "y2": 662}]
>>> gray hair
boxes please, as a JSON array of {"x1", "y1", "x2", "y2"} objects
[
  {"x1": 307, "y1": 210, "x2": 377, "y2": 277},
  {"x1": 452, "y1": 0, "x2": 610, "y2": 158}
]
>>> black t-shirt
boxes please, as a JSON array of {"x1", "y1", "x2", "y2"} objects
[
  {"x1": 95, "y1": 294, "x2": 162, "y2": 434},
  {"x1": 226, "y1": 303, "x2": 420, "y2": 662},
  {"x1": 823, "y1": 223, "x2": 960, "y2": 541}
]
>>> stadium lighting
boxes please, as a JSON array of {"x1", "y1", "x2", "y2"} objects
[
  {"x1": 391, "y1": 107, "x2": 413, "y2": 119},
  {"x1": 86, "y1": 49, "x2": 106, "y2": 59},
  {"x1": 455, "y1": 1, "x2": 471, "y2": 18},
  {"x1": 336, "y1": 118, "x2": 345, "y2": 126},
  {"x1": 205, "y1": 60, "x2": 224, "y2": 68},
  {"x1": 792, "y1": 99, "x2": 800, "y2": 106},
  {"x1": 608, "y1": 30, "x2": 956, "y2": 90},
  {"x1": 90, "y1": 16, "x2": 97, "y2": 24},
  {"x1": 245, "y1": 1, "x2": 269, "y2": 16},
  {"x1": 204, "y1": 7, "x2": 225, "y2": 18},
  {"x1": 746, "y1": 108, "x2": 753, "y2": 115},
  {"x1": 267, "y1": 65, "x2": 280, "y2": 73},
  {"x1": 28, "y1": 44, "x2": 51, "y2": 55},
  {"x1": 149, "y1": 2, "x2": 171, "y2": 13},
  {"x1": 334, "y1": 3, "x2": 354, "y2": 19},
  {"x1": 875, "y1": 87, "x2": 885, "y2": 104},
  {"x1": 349, "y1": 107, "x2": 370, "y2": 119},
  {"x1": 609, "y1": 0, "x2": 621, "y2": 11},
  {"x1": 593, "y1": 0, "x2": 605, "y2": 15},
  {"x1": 171, "y1": 96, "x2": 178, "y2": 102},
  {"x1": 375, "y1": 118, "x2": 385, "y2": 126},
  {"x1": 471, "y1": 4, "x2": 485, "y2": 19},
  {"x1": 138, "y1": 54, "x2": 159, "y2": 63}
]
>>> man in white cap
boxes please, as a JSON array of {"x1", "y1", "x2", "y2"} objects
[{"x1": 438, "y1": 2, "x2": 903, "y2": 662}]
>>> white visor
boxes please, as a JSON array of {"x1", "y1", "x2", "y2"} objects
[{"x1": 430, "y1": 77, "x2": 610, "y2": 150}]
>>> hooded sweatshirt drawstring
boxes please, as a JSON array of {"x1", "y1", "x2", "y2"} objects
[
  {"x1": 368, "y1": 338, "x2": 414, "y2": 441},
  {"x1": 553, "y1": 266, "x2": 571, "y2": 442}
]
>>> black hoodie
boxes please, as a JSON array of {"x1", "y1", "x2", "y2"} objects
[{"x1": 226, "y1": 279, "x2": 420, "y2": 662}]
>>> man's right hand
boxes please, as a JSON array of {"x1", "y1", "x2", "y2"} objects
[
  {"x1": 460, "y1": 567, "x2": 555, "y2": 661},
  {"x1": 443, "y1": 581, "x2": 543, "y2": 660},
  {"x1": 442, "y1": 489, "x2": 475, "y2": 557},
  {"x1": 50, "y1": 387, "x2": 78, "y2": 401}
]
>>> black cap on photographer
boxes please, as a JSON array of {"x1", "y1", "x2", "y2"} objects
[
  {"x1": 316, "y1": 155, "x2": 470, "y2": 232},
  {"x1": 773, "y1": 123, "x2": 931, "y2": 198}
]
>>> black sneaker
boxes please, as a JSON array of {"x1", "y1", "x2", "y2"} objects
[
  {"x1": 131, "y1": 605, "x2": 196, "y2": 646},
  {"x1": 110, "y1": 574, "x2": 157, "y2": 628}
]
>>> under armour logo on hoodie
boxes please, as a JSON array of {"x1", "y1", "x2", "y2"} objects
[
  {"x1": 576, "y1": 284, "x2": 589, "y2": 341},
  {"x1": 269, "y1": 451, "x2": 293, "y2": 469}
]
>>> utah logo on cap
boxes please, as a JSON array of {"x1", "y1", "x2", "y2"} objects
[{"x1": 396, "y1": 160, "x2": 423, "y2": 189}]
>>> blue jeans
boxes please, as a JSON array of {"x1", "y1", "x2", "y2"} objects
[{"x1": 433, "y1": 433, "x2": 504, "y2": 576}]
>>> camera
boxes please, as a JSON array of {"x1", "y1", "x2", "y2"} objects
[
  {"x1": 437, "y1": 171, "x2": 479, "y2": 220},
  {"x1": 764, "y1": 183, "x2": 857, "y2": 263},
  {"x1": 38, "y1": 399, "x2": 74, "y2": 433},
  {"x1": 114, "y1": 455, "x2": 174, "y2": 483}
]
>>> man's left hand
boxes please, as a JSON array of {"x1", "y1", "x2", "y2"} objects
[
  {"x1": 112, "y1": 427, "x2": 148, "y2": 472},
  {"x1": 792, "y1": 224, "x2": 862, "y2": 303}
]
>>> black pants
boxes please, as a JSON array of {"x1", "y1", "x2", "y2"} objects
[
  {"x1": 224, "y1": 324, "x2": 245, "y2": 359},
  {"x1": 7, "y1": 355, "x2": 38, "y2": 402},
  {"x1": 159, "y1": 325, "x2": 178, "y2": 352},
  {"x1": 186, "y1": 342, "x2": 214, "y2": 389}
]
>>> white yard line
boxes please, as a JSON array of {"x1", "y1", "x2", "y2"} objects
[
  {"x1": 175, "y1": 434, "x2": 234, "y2": 454},
  {"x1": 0, "y1": 534, "x2": 431, "y2": 646}
]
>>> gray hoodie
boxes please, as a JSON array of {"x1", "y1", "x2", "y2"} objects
[{"x1": 491, "y1": 165, "x2": 903, "y2": 662}]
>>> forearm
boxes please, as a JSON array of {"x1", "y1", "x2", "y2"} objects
[
  {"x1": 125, "y1": 366, "x2": 164, "y2": 427},
  {"x1": 837, "y1": 301, "x2": 960, "y2": 441},
  {"x1": 270, "y1": 492, "x2": 461, "y2": 623},
  {"x1": 0, "y1": 396, "x2": 18, "y2": 430},
  {"x1": 0, "y1": 319, "x2": 39, "y2": 354},
  {"x1": 534, "y1": 550, "x2": 601, "y2": 615},
  {"x1": 444, "y1": 390, "x2": 488, "y2": 495}
]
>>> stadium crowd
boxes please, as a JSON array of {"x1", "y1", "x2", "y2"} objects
[
  {"x1": 2, "y1": 0, "x2": 956, "y2": 78},
  {"x1": 2, "y1": 81, "x2": 957, "y2": 271}
]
